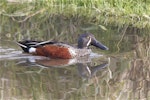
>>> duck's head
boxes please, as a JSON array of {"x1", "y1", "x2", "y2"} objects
[{"x1": 78, "y1": 33, "x2": 109, "y2": 50}]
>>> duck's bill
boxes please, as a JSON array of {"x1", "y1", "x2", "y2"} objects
[{"x1": 91, "y1": 39, "x2": 109, "y2": 50}]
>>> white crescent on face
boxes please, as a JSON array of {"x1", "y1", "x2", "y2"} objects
[{"x1": 86, "y1": 37, "x2": 91, "y2": 46}]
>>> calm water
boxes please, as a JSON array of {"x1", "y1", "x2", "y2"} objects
[{"x1": 0, "y1": 25, "x2": 149, "y2": 100}]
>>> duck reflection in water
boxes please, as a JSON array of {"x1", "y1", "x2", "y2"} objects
[
  {"x1": 35, "y1": 58, "x2": 108, "y2": 79},
  {"x1": 17, "y1": 55, "x2": 109, "y2": 79},
  {"x1": 77, "y1": 62, "x2": 108, "y2": 79}
]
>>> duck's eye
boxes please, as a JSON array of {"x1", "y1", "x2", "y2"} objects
[{"x1": 87, "y1": 36, "x2": 90, "y2": 39}]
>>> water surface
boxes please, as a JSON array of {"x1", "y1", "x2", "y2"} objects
[{"x1": 0, "y1": 26, "x2": 149, "y2": 100}]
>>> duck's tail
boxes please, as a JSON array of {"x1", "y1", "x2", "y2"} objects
[
  {"x1": 16, "y1": 41, "x2": 30, "y2": 53},
  {"x1": 16, "y1": 40, "x2": 55, "y2": 53}
]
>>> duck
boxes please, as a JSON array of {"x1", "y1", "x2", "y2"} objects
[{"x1": 17, "y1": 33, "x2": 108, "y2": 59}]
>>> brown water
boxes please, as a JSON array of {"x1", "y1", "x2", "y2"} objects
[{"x1": 0, "y1": 25, "x2": 149, "y2": 100}]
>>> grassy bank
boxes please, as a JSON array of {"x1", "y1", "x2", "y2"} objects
[
  {"x1": 0, "y1": 0, "x2": 150, "y2": 41},
  {"x1": 1, "y1": 0, "x2": 150, "y2": 28}
]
